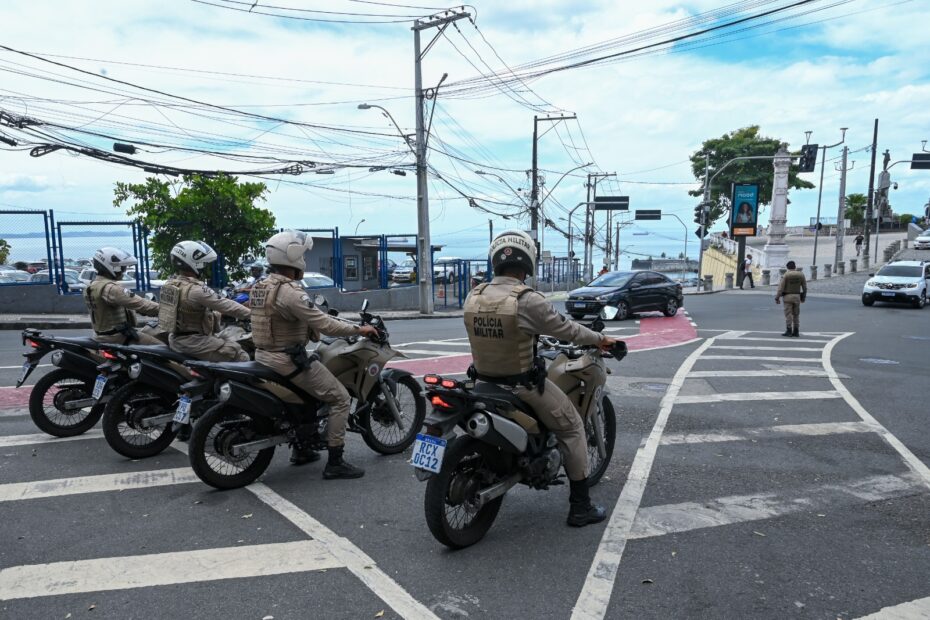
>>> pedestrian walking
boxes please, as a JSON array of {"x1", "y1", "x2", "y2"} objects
[
  {"x1": 855, "y1": 233, "x2": 864, "y2": 256},
  {"x1": 775, "y1": 260, "x2": 807, "y2": 337},
  {"x1": 740, "y1": 253, "x2": 755, "y2": 289}
]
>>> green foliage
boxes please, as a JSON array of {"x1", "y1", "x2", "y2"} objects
[
  {"x1": 689, "y1": 126, "x2": 815, "y2": 226},
  {"x1": 113, "y1": 174, "x2": 275, "y2": 281},
  {"x1": 0, "y1": 239, "x2": 10, "y2": 264},
  {"x1": 897, "y1": 213, "x2": 915, "y2": 225},
  {"x1": 845, "y1": 193, "x2": 867, "y2": 228}
]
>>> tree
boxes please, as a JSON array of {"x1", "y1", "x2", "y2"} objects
[
  {"x1": 114, "y1": 174, "x2": 275, "y2": 284},
  {"x1": 845, "y1": 193, "x2": 867, "y2": 229},
  {"x1": 689, "y1": 126, "x2": 815, "y2": 226},
  {"x1": 0, "y1": 239, "x2": 10, "y2": 264},
  {"x1": 896, "y1": 213, "x2": 915, "y2": 225},
  {"x1": 660, "y1": 251, "x2": 667, "y2": 258}
]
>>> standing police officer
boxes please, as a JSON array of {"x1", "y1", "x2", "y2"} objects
[
  {"x1": 775, "y1": 260, "x2": 807, "y2": 337},
  {"x1": 158, "y1": 240, "x2": 251, "y2": 361},
  {"x1": 84, "y1": 247, "x2": 160, "y2": 344},
  {"x1": 464, "y1": 230, "x2": 618, "y2": 527},
  {"x1": 250, "y1": 230, "x2": 379, "y2": 478}
]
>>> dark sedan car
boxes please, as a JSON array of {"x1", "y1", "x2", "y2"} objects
[{"x1": 565, "y1": 270, "x2": 683, "y2": 320}]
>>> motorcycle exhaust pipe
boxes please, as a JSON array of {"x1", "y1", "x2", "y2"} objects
[
  {"x1": 465, "y1": 412, "x2": 490, "y2": 438},
  {"x1": 464, "y1": 411, "x2": 528, "y2": 453}
]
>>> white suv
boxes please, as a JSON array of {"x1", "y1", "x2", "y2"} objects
[
  {"x1": 914, "y1": 231, "x2": 930, "y2": 250},
  {"x1": 862, "y1": 260, "x2": 929, "y2": 309}
]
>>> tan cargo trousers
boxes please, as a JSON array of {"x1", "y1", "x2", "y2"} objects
[
  {"x1": 169, "y1": 332, "x2": 249, "y2": 362},
  {"x1": 255, "y1": 350, "x2": 350, "y2": 448},
  {"x1": 782, "y1": 293, "x2": 801, "y2": 329},
  {"x1": 513, "y1": 379, "x2": 588, "y2": 481},
  {"x1": 94, "y1": 324, "x2": 164, "y2": 346}
]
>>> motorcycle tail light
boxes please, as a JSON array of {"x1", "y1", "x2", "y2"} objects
[
  {"x1": 430, "y1": 395, "x2": 454, "y2": 410},
  {"x1": 102, "y1": 350, "x2": 119, "y2": 360},
  {"x1": 423, "y1": 374, "x2": 441, "y2": 385},
  {"x1": 26, "y1": 339, "x2": 40, "y2": 348},
  {"x1": 440, "y1": 378, "x2": 459, "y2": 389}
]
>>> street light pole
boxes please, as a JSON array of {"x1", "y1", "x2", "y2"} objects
[
  {"x1": 531, "y1": 114, "x2": 577, "y2": 244},
  {"x1": 354, "y1": 219, "x2": 366, "y2": 235},
  {"x1": 811, "y1": 128, "x2": 847, "y2": 267},
  {"x1": 664, "y1": 213, "x2": 688, "y2": 271}
]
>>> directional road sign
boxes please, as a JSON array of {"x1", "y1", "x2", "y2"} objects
[
  {"x1": 911, "y1": 154, "x2": 930, "y2": 170},
  {"x1": 593, "y1": 196, "x2": 630, "y2": 211},
  {"x1": 634, "y1": 209, "x2": 661, "y2": 221}
]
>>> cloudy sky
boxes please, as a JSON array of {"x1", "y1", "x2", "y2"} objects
[{"x1": 0, "y1": 0, "x2": 927, "y2": 265}]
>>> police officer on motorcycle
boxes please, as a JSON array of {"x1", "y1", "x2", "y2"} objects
[
  {"x1": 158, "y1": 240, "x2": 251, "y2": 361},
  {"x1": 250, "y1": 230, "x2": 379, "y2": 478},
  {"x1": 464, "y1": 230, "x2": 618, "y2": 527},
  {"x1": 84, "y1": 247, "x2": 160, "y2": 344}
]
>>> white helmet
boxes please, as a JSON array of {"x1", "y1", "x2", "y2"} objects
[
  {"x1": 170, "y1": 240, "x2": 217, "y2": 275},
  {"x1": 265, "y1": 230, "x2": 313, "y2": 271},
  {"x1": 489, "y1": 229, "x2": 536, "y2": 277},
  {"x1": 93, "y1": 247, "x2": 138, "y2": 279}
]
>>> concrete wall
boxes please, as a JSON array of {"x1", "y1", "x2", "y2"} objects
[
  {"x1": 315, "y1": 284, "x2": 421, "y2": 312},
  {"x1": 0, "y1": 285, "x2": 88, "y2": 314}
]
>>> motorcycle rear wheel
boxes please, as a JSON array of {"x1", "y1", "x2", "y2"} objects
[
  {"x1": 359, "y1": 375, "x2": 426, "y2": 454},
  {"x1": 28, "y1": 368, "x2": 105, "y2": 437},
  {"x1": 424, "y1": 437, "x2": 504, "y2": 549},
  {"x1": 586, "y1": 396, "x2": 616, "y2": 486},
  {"x1": 188, "y1": 404, "x2": 275, "y2": 490},
  {"x1": 102, "y1": 381, "x2": 178, "y2": 459}
]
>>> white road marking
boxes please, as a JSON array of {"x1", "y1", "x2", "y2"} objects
[
  {"x1": 0, "y1": 429, "x2": 103, "y2": 447},
  {"x1": 0, "y1": 468, "x2": 198, "y2": 502},
  {"x1": 0, "y1": 408, "x2": 28, "y2": 418},
  {"x1": 823, "y1": 334, "x2": 930, "y2": 492},
  {"x1": 699, "y1": 355, "x2": 822, "y2": 362},
  {"x1": 629, "y1": 473, "x2": 922, "y2": 540},
  {"x1": 0, "y1": 540, "x2": 342, "y2": 600},
  {"x1": 675, "y1": 390, "x2": 841, "y2": 404},
  {"x1": 395, "y1": 339, "x2": 469, "y2": 348},
  {"x1": 856, "y1": 596, "x2": 930, "y2": 619},
  {"x1": 716, "y1": 336, "x2": 833, "y2": 344},
  {"x1": 248, "y1": 483, "x2": 440, "y2": 620},
  {"x1": 0, "y1": 364, "x2": 51, "y2": 370},
  {"x1": 711, "y1": 345, "x2": 824, "y2": 352},
  {"x1": 660, "y1": 421, "x2": 877, "y2": 445},
  {"x1": 571, "y1": 337, "x2": 716, "y2": 620},
  {"x1": 390, "y1": 349, "x2": 464, "y2": 356},
  {"x1": 688, "y1": 369, "x2": 830, "y2": 378}
]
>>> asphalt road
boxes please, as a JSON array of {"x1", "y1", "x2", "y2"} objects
[{"x1": 1, "y1": 293, "x2": 928, "y2": 619}]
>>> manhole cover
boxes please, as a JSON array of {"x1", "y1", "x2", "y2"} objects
[
  {"x1": 859, "y1": 358, "x2": 899, "y2": 365},
  {"x1": 630, "y1": 382, "x2": 669, "y2": 392}
]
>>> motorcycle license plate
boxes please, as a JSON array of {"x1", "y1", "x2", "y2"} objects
[
  {"x1": 18, "y1": 362, "x2": 33, "y2": 385},
  {"x1": 92, "y1": 375, "x2": 108, "y2": 400},
  {"x1": 411, "y1": 434, "x2": 446, "y2": 474},
  {"x1": 173, "y1": 397, "x2": 192, "y2": 425}
]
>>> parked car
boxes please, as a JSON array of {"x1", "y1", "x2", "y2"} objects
[
  {"x1": 381, "y1": 258, "x2": 397, "y2": 279},
  {"x1": 29, "y1": 269, "x2": 86, "y2": 291},
  {"x1": 78, "y1": 268, "x2": 141, "y2": 288},
  {"x1": 392, "y1": 259, "x2": 417, "y2": 283},
  {"x1": 914, "y1": 232, "x2": 930, "y2": 250},
  {"x1": 433, "y1": 257, "x2": 463, "y2": 284},
  {"x1": 0, "y1": 269, "x2": 31, "y2": 283},
  {"x1": 862, "y1": 260, "x2": 928, "y2": 308},
  {"x1": 301, "y1": 272, "x2": 336, "y2": 289},
  {"x1": 566, "y1": 270, "x2": 684, "y2": 320}
]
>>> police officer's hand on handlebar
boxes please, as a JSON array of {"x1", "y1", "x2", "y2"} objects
[
  {"x1": 598, "y1": 335, "x2": 618, "y2": 353},
  {"x1": 358, "y1": 325, "x2": 379, "y2": 339}
]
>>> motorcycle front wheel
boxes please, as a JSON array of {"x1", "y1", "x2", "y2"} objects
[
  {"x1": 585, "y1": 395, "x2": 616, "y2": 486},
  {"x1": 359, "y1": 375, "x2": 426, "y2": 454},
  {"x1": 424, "y1": 437, "x2": 505, "y2": 549},
  {"x1": 102, "y1": 381, "x2": 178, "y2": 459},
  {"x1": 188, "y1": 404, "x2": 275, "y2": 490},
  {"x1": 28, "y1": 368, "x2": 105, "y2": 437}
]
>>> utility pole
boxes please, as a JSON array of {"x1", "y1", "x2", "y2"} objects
[
  {"x1": 834, "y1": 146, "x2": 853, "y2": 268},
  {"x1": 874, "y1": 149, "x2": 892, "y2": 258},
  {"x1": 697, "y1": 151, "x2": 711, "y2": 290},
  {"x1": 583, "y1": 171, "x2": 616, "y2": 280},
  {"x1": 531, "y1": 114, "x2": 576, "y2": 246},
  {"x1": 811, "y1": 128, "x2": 847, "y2": 267},
  {"x1": 613, "y1": 221, "x2": 620, "y2": 269},
  {"x1": 488, "y1": 218, "x2": 493, "y2": 245},
  {"x1": 412, "y1": 9, "x2": 470, "y2": 314},
  {"x1": 863, "y1": 118, "x2": 879, "y2": 265}
]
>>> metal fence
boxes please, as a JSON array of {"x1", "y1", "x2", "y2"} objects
[
  {"x1": 0, "y1": 209, "x2": 56, "y2": 286},
  {"x1": 55, "y1": 220, "x2": 148, "y2": 294}
]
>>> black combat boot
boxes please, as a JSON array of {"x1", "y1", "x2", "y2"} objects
[
  {"x1": 176, "y1": 426, "x2": 191, "y2": 442},
  {"x1": 782, "y1": 325, "x2": 792, "y2": 337},
  {"x1": 567, "y1": 479, "x2": 607, "y2": 527},
  {"x1": 290, "y1": 446, "x2": 321, "y2": 466},
  {"x1": 792, "y1": 326, "x2": 800, "y2": 338},
  {"x1": 323, "y1": 446, "x2": 365, "y2": 479}
]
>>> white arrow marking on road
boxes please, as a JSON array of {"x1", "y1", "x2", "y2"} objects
[
  {"x1": 674, "y1": 390, "x2": 841, "y2": 404},
  {"x1": 0, "y1": 540, "x2": 342, "y2": 600},
  {"x1": 0, "y1": 467, "x2": 198, "y2": 502},
  {"x1": 660, "y1": 421, "x2": 878, "y2": 445},
  {"x1": 0, "y1": 429, "x2": 103, "y2": 448},
  {"x1": 856, "y1": 595, "x2": 930, "y2": 619}
]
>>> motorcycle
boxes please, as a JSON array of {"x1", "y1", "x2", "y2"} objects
[
  {"x1": 185, "y1": 300, "x2": 426, "y2": 489},
  {"x1": 96, "y1": 325, "x2": 253, "y2": 459},
  {"x1": 413, "y1": 310, "x2": 626, "y2": 549}
]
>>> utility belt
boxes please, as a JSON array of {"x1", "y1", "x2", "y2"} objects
[
  {"x1": 96, "y1": 324, "x2": 138, "y2": 343},
  {"x1": 283, "y1": 344, "x2": 319, "y2": 378},
  {"x1": 467, "y1": 357, "x2": 547, "y2": 394}
]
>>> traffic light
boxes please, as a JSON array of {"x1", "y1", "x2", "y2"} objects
[
  {"x1": 798, "y1": 144, "x2": 819, "y2": 173},
  {"x1": 693, "y1": 201, "x2": 710, "y2": 225}
]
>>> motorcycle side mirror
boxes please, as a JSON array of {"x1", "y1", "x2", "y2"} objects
[
  {"x1": 361, "y1": 299, "x2": 369, "y2": 312},
  {"x1": 590, "y1": 318, "x2": 605, "y2": 333},
  {"x1": 599, "y1": 306, "x2": 619, "y2": 321},
  {"x1": 612, "y1": 341, "x2": 628, "y2": 361}
]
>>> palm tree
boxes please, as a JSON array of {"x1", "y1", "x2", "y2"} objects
[{"x1": 845, "y1": 193, "x2": 867, "y2": 230}]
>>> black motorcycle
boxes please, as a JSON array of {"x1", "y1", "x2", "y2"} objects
[{"x1": 16, "y1": 329, "x2": 128, "y2": 437}]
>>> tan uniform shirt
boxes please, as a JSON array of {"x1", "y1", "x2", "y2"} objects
[
  {"x1": 101, "y1": 281, "x2": 158, "y2": 317},
  {"x1": 181, "y1": 275, "x2": 251, "y2": 334},
  {"x1": 503, "y1": 277, "x2": 602, "y2": 345},
  {"x1": 775, "y1": 270, "x2": 807, "y2": 302}
]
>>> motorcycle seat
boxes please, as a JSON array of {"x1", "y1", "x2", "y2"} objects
[
  {"x1": 50, "y1": 336, "x2": 101, "y2": 350},
  {"x1": 124, "y1": 345, "x2": 190, "y2": 364},
  {"x1": 193, "y1": 360, "x2": 289, "y2": 383},
  {"x1": 472, "y1": 381, "x2": 534, "y2": 414}
]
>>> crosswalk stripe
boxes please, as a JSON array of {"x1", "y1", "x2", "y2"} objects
[
  {"x1": 856, "y1": 596, "x2": 930, "y2": 619},
  {"x1": 393, "y1": 349, "x2": 464, "y2": 356},
  {"x1": 675, "y1": 390, "x2": 841, "y2": 404},
  {"x1": 0, "y1": 467, "x2": 198, "y2": 502},
  {"x1": 687, "y1": 369, "x2": 830, "y2": 378},
  {"x1": 660, "y1": 421, "x2": 877, "y2": 445},
  {"x1": 0, "y1": 540, "x2": 343, "y2": 600},
  {"x1": 0, "y1": 429, "x2": 104, "y2": 448},
  {"x1": 629, "y1": 473, "x2": 922, "y2": 540},
  {"x1": 711, "y1": 345, "x2": 823, "y2": 352},
  {"x1": 699, "y1": 355, "x2": 822, "y2": 362},
  {"x1": 716, "y1": 336, "x2": 833, "y2": 344}
]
